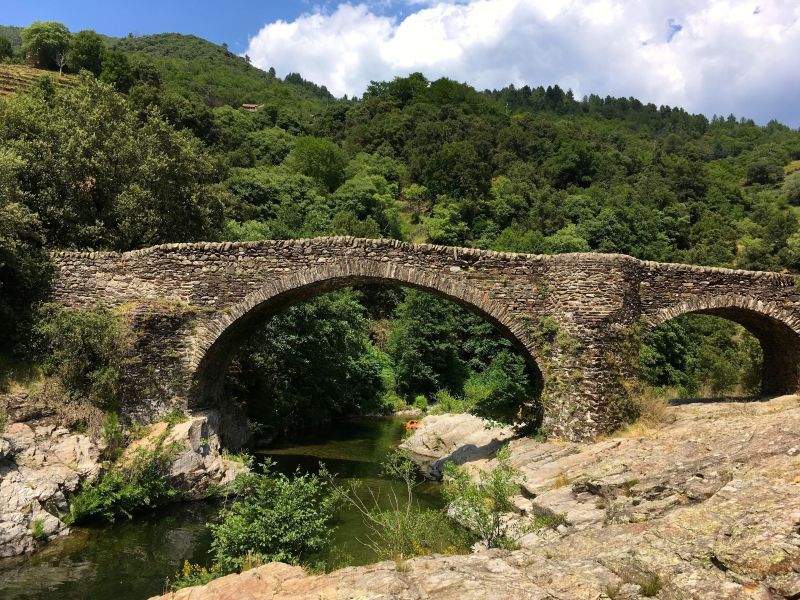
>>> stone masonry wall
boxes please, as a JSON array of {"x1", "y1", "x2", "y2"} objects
[{"x1": 49, "y1": 237, "x2": 800, "y2": 442}]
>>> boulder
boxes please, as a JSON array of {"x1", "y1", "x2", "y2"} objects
[{"x1": 399, "y1": 413, "x2": 514, "y2": 477}]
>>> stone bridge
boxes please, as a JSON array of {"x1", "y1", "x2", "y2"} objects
[{"x1": 50, "y1": 237, "x2": 800, "y2": 443}]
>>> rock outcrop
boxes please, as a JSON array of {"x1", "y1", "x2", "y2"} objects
[
  {"x1": 152, "y1": 396, "x2": 800, "y2": 599},
  {"x1": 399, "y1": 413, "x2": 515, "y2": 477},
  {"x1": 0, "y1": 423, "x2": 101, "y2": 557},
  {"x1": 127, "y1": 410, "x2": 245, "y2": 500}
]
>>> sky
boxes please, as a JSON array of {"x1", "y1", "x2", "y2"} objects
[{"x1": 4, "y1": 1, "x2": 799, "y2": 126}]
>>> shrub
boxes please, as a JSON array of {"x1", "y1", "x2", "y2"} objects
[
  {"x1": 34, "y1": 304, "x2": 132, "y2": 411},
  {"x1": 442, "y1": 446, "x2": 536, "y2": 549},
  {"x1": 168, "y1": 561, "x2": 222, "y2": 592},
  {"x1": 101, "y1": 412, "x2": 125, "y2": 461},
  {"x1": 66, "y1": 433, "x2": 178, "y2": 523},
  {"x1": 412, "y1": 395, "x2": 428, "y2": 411},
  {"x1": 428, "y1": 389, "x2": 474, "y2": 415},
  {"x1": 30, "y1": 519, "x2": 47, "y2": 541},
  {"x1": 327, "y1": 450, "x2": 472, "y2": 560},
  {"x1": 209, "y1": 461, "x2": 338, "y2": 573}
]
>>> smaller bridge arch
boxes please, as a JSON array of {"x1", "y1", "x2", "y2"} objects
[
  {"x1": 187, "y1": 258, "x2": 544, "y2": 408},
  {"x1": 646, "y1": 294, "x2": 800, "y2": 395}
]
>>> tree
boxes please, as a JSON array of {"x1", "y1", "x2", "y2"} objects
[
  {"x1": 0, "y1": 77, "x2": 225, "y2": 250},
  {"x1": 100, "y1": 51, "x2": 134, "y2": 92},
  {"x1": 285, "y1": 136, "x2": 348, "y2": 192},
  {"x1": 0, "y1": 37, "x2": 12, "y2": 61},
  {"x1": 55, "y1": 50, "x2": 67, "y2": 75},
  {"x1": 67, "y1": 30, "x2": 106, "y2": 76},
  {"x1": 783, "y1": 172, "x2": 800, "y2": 205},
  {"x1": 20, "y1": 21, "x2": 70, "y2": 69},
  {"x1": 229, "y1": 290, "x2": 386, "y2": 435}
]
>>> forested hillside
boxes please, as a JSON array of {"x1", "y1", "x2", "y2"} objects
[{"x1": 2, "y1": 21, "x2": 799, "y2": 434}]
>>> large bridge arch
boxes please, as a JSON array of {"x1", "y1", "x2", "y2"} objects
[
  {"x1": 646, "y1": 294, "x2": 800, "y2": 395},
  {"x1": 186, "y1": 259, "x2": 544, "y2": 408}
]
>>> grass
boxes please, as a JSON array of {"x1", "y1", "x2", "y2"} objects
[
  {"x1": 0, "y1": 353, "x2": 44, "y2": 394},
  {"x1": 0, "y1": 64, "x2": 77, "y2": 97},
  {"x1": 785, "y1": 159, "x2": 800, "y2": 176},
  {"x1": 30, "y1": 519, "x2": 48, "y2": 542}
]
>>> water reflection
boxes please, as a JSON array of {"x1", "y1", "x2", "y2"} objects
[{"x1": 0, "y1": 416, "x2": 440, "y2": 600}]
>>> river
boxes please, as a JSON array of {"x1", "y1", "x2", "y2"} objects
[{"x1": 0, "y1": 415, "x2": 442, "y2": 600}]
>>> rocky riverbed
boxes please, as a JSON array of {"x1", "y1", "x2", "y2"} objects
[
  {"x1": 153, "y1": 395, "x2": 800, "y2": 599},
  {"x1": 0, "y1": 393, "x2": 243, "y2": 558}
]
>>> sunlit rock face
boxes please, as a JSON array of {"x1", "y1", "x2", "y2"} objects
[
  {"x1": 152, "y1": 395, "x2": 800, "y2": 600},
  {"x1": 0, "y1": 422, "x2": 101, "y2": 557}
]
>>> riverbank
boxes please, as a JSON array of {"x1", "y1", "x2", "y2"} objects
[
  {"x1": 0, "y1": 394, "x2": 243, "y2": 558},
  {"x1": 153, "y1": 395, "x2": 800, "y2": 599}
]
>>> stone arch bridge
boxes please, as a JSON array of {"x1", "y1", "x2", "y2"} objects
[{"x1": 50, "y1": 237, "x2": 800, "y2": 443}]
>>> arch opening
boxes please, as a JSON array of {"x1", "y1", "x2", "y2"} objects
[
  {"x1": 188, "y1": 263, "x2": 544, "y2": 444},
  {"x1": 644, "y1": 301, "x2": 800, "y2": 400}
]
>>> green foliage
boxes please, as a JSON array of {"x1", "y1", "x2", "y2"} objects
[
  {"x1": 784, "y1": 172, "x2": 800, "y2": 205},
  {"x1": 67, "y1": 434, "x2": 178, "y2": 523},
  {"x1": 169, "y1": 561, "x2": 222, "y2": 591},
  {"x1": 228, "y1": 289, "x2": 386, "y2": 436},
  {"x1": 639, "y1": 315, "x2": 763, "y2": 397},
  {"x1": 67, "y1": 30, "x2": 105, "y2": 76},
  {"x1": 285, "y1": 136, "x2": 348, "y2": 192},
  {"x1": 0, "y1": 184, "x2": 52, "y2": 346},
  {"x1": 327, "y1": 450, "x2": 472, "y2": 560},
  {"x1": 0, "y1": 407, "x2": 6, "y2": 433},
  {"x1": 33, "y1": 304, "x2": 130, "y2": 411},
  {"x1": 0, "y1": 76, "x2": 224, "y2": 250},
  {"x1": 20, "y1": 21, "x2": 70, "y2": 70},
  {"x1": 210, "y1": 461, "x2": 338, "y2": 573},
  {"x1": 101, "y1": 412, "x2": 125, "y2": 461},
  {"x1": 30, "y1": 519, "x2": 47, "y2": 541},
  {"x1": 163, "y1": 407, "x2": 188, "y2": 427},
  {"x1": 0, "y1": 37, "x2": 12, "y2": 60},
  {"x1": 443, "y1": 447, "x2": 539, "y2": 549},
  {"x1": 412, "y1": 395, "x2": 428, "y2": 411},
  {"x1": 387, "y1": 290, "x2": 535, "y2": 420}
]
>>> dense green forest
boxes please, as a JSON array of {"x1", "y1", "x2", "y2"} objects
[{"x1": 2, "y1": 21, "x2": 799, "y2": 434}]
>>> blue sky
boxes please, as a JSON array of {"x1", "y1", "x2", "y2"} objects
[
  {"x1": 4, "y1": 1, "x2": 799, "y2": 126},
  {"x1": 2, "y1": 1, "x2": 311, "y2": 53}
]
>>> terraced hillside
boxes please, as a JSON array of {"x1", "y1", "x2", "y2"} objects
[{"x1": 0, "y1": 64, "x2": 77, "y2": 97}]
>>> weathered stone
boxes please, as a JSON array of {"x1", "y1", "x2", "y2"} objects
[
  {"x1": 399, "y1": 413, "x2": 514, "y2": 477},
  {"x1": 0, "y1": 423, "x2": 101, "y2": 557},
  {"x1": 49, "y1": 238, "x2": 800, "y2": 442},
  {"x1": 124, "y1": 410, "x2": 245, "y2": 501}
]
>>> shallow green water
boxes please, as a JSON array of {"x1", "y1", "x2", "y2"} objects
[{"x1": 0, "y1": 415, "x2": 439, "y2": 600}]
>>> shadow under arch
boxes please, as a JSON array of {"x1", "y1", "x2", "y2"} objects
[
  {"x1": 648, "y1": 294, "x2": 800, "y2": 395},
  {"x1": 187, "y1": 259, "x2": 544, "y2": 409}
]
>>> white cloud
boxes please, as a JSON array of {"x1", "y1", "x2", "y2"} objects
[{"x1": 245, "y1": 0, "x2": 800, "y2": 125}]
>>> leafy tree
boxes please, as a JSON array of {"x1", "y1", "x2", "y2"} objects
[
  {"x1": 33, "y1": 304, "x2": 130, "y2": 410},
  {"x1": 0, "y1": 77, "x2": 224, "y2": 249},
  {"x1": 0, "y1": 37, "x2": 12, "y2": 60},
  {"x1": 67, "y1": 30, "x2": 106, "y2": 76},
  {"x1": 20, "y1": 21, "x2": 70, "y2": 69},
  {"x1": 285, "y1": 136, "x2": 348, "y2": 192},
  {"x1": 229, "y1": 290, "x2": 386, "y2": 434},
  {"x1": 0, "y1": 188, "x2": 52, "y2": 346},
  {"x1": 100, "y1": 51, "x2": 134, "y2": 92},
  {"x1": 783, "y1": 172, "x2": 800, "y2": 205}
]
